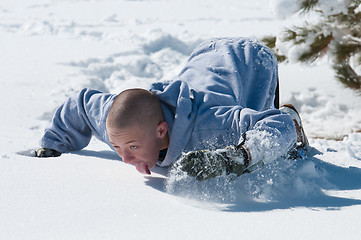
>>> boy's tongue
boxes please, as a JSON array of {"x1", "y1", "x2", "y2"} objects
[{"x1": 135, "y1": 162, "x2": 151, "y2": 175}]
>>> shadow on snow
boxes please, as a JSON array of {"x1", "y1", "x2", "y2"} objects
[
  {"x1": 68, "y1": 148, "x2": 361, "y2": 212},
  {"x1": 145, "y1": 154, "x2": 361, "y2": 213}
]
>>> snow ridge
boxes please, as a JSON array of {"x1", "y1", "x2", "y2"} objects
[{"x1": 58, "y1": 32, "x2": 201, "y2": 96}]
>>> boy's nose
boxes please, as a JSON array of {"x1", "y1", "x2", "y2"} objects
[
  {"x1": 122, "y1": 156, "x2": 132, "y2": 164},
  {"x1": 120, "y1": 151, "x2": 135, "y2": 164}
]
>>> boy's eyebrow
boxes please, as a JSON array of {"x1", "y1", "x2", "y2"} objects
[{"x1": 110, "y1": 140, "x2": 137, "y2": 145}]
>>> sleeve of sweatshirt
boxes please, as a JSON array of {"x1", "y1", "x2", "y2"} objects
[
  {"x1": 237, "y1": 108, "x2": 298, "y2": 164},
  {"x1": 40, "y1": 88, "x2": 116, "y2": 153}
]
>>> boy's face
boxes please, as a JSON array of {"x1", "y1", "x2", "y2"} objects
[{"x1": 107, "y1": 122, "x2": 167, "y2": 175}]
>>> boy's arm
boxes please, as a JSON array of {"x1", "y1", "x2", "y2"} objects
[
  {"x1": 238, "y1": 108, "x2": 298, "y2": 164},
  {"x1": 38, "y1": 88, "x2": 115, "y2": 156},
  {"x1": 177, "y1": 108, "x2": 298, "y2": 181}
]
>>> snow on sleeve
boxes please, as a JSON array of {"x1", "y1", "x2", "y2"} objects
[{"x1": 238, "y1": 108, "x2": 298, "y2": 165}]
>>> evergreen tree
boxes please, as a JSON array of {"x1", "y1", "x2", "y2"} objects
[{"x1": 263, "y1": 0, "x2": 361, "y2": 91}]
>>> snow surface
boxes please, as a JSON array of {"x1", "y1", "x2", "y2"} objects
[{"x1": 1, "y1": 0, "x2": 361, "y2": 239}]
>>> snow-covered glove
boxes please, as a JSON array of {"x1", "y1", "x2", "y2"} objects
[
  {"x1": 179, "y1": 145, "x2": 250, "y2": 181},
  {"x1": 35, "y1": 148, "x2": 62, "y2": 158}
]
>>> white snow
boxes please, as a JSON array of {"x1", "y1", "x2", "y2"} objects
[
  {"x1": 269, "y1": 0, "x2": 300, "y2": 18},
  {"x1": 318, "y1": 0, "x2": 351, "y2": 16},
  {"x1": 1, "y1": 0, "x2": 361, "y2": 239}
]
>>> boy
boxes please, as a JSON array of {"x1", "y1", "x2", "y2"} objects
[{"x1": 36, "y1": 37, "x2": 308, "y2": 180}]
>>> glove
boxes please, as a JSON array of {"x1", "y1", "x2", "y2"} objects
[
  {"x1": 35, "y1": 148, "x2": 62, "y2": 158},
  {"x1": 179, "y1": 145, "x2": 250, "y2": 181}
]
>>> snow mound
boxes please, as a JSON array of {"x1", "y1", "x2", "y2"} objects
[{"x1": 57, "y1": 31, "x2": 201, "y2": 95}]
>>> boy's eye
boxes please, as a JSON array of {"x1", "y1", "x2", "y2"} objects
[{"x1": 130, "y1": 146, "x2": 138, "y2": 150}]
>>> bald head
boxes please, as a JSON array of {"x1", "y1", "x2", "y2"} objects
[{"x1": 106, "y1": 89, "x2": 164, "y2": 132}]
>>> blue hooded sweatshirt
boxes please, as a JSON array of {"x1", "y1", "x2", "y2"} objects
[{"x1": 40, "y1": 38, "x2": 297, "y2": 166}]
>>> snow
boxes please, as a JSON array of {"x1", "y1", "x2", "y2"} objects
[
  {"x1": 269, "y1": 0, "x2": 300, "y2": 18},
  {"x1": 1, "y1": 0, "x2": 361, "y2": 239},
  {"x1": 318, "y1": 0, "x2": 351, "y2": 16}
]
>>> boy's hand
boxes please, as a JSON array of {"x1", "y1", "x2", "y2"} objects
[
  {"x1": 179, "y1": 145, "x2": 249, "y2": 181},
  {"x1": 35, "y1": 148, "x2": 62, "y2": 158},
  {"x1": 179, "y1": 150, "x2": 227, "y2": 181}
]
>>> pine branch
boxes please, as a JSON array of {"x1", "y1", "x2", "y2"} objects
[
  {"x1": 334, "y1": 63, "x2": 361, "y2": 90},
  {"x1": 300, "y1": 0, "x2": 319, "y2": 13},
  {"x1": 261, "y1": 36, "x2": 276, "y2": 48},
  {"x1": 281, "y1": 23, "x2": 333, "y2": 63},
  {"x1": 264, "y1": 0, "x2": 361, "y2": 92},
  {"x1": 298, "y1": 34, "x2": 333, "y2": 62},
  {"x1": 282, "y1": 26, "x2": 308, "y2": 44},
  {"x1": 260, "y1": 36, "x2": 287, "y2": 63},
  {"x1": 330, "y1": 4, "x2": 361, "y2": 30},
  {"x1": 334, "y1": 41, "x2": 361, "y2": 62}
]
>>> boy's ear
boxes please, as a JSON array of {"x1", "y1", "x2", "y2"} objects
[{"x1": 157, "y1": 121, "x2": 168, "y2": 138}]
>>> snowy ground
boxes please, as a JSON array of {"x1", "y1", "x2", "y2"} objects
[{"x1": 1, "y1": 0, "x2": 361, "y2": 239}]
